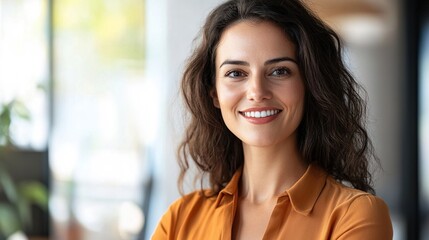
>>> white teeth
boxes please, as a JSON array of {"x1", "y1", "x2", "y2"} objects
[{"x1": 243, "y1": 110, "x2": 280, "y2": 118}]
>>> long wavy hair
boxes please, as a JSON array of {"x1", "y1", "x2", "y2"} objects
[{"x1": 178, "y1": 0, "x2": 378, "y2": 195}]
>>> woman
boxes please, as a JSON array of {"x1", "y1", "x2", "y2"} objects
[{"x1": 153, "y1": 0, "x2": 393, "y2": 239}]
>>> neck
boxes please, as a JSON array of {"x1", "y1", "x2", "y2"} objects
[{"x1": 240, "y1": 140, "x2": 308, "y2": 204}]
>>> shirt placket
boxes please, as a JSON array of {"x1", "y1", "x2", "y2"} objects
[
  {"x1": 262, "y1": 195, "x2": 290, "y2": 240},
  {"x1": 220, "y1": 191, "x2": 238, "y2": 240}
]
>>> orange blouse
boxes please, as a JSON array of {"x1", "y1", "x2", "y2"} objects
[{"x1": 152, "y1": 164, "x2": 393, "y2": 239}]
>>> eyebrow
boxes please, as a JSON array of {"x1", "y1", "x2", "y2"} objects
[
  {"x1": 219, "y1": 60, "x2": 249, "y2": 68},
  {"x1": 219, "y1": 57, "x2": 297, "y2": 68},
  {"x1": 265, "y1": 57, "x2": 297, "y2": 65}
]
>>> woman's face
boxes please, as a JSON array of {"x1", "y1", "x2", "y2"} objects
[{"x1": 213, "y1": 20, "x2": 305, "y2": 148}]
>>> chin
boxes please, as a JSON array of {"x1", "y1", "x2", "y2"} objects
[{"x1": 241, "y1": 138, "x2": 279, "y2": 148}]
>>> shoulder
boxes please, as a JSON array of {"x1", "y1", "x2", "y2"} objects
[
  {"x1": 323, "y1": 176, "x2": 392, "y2": 222},
  {"x1": 322, "y1": 178, "x2": 393, "y2": 239},
  {"x1": 151, "y1": 190, "x2": 217, "y2": 240},
  {"x1": 166, "y1": 190, "x2": 216, "y2": 216}
]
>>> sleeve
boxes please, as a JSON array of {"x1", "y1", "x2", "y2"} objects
[
  {"x1": 333, "y1": 195, "x2": 393, "y2": 240},
  {"x1": 151, "y1": 199, "x2": 183, "y2": 240}
]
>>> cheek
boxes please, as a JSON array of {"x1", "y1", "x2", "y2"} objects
[
  {"x1": 279, "y1": 80, "x2": 305, "y2": 106},
  {"x1": 292, "y1": 82, "x2": 306, "y2": 120},
  {"x1": 216, "y1": 82, "x2": 243, "y2": 107}
]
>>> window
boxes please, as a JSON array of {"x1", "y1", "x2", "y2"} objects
[
  {"x1": 50, "y1": 0, "x2": 153, "y2": 239},
  {"x1": 0, "y1": 0, "x2": 49, "y2": 149}
]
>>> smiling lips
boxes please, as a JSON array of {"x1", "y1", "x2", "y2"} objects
[{"x1": 239, "y1": 108, "x2": 282, "y2": 124}]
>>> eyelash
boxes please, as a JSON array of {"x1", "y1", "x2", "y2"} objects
[
  {"x1": 225, "y1": 70, "x2": 247, "y2": 78},
  {"x1": 270, "y1": 67, "x2": 291, "y2": 77},
  {"x1": 224, "y1": 67, "x2": 291, "y2": 79}
]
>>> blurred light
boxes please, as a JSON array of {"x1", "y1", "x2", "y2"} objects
[
  {"x1": 304, "y1": 0, "x2": 387, "y2": 46},
  {"x1": 50, "y1": 143, "x2": 79, "y2": 181},
  {"x1": 333, "y1": 14, "x2": 386, "y2": 45},
  {"x1": 419, "y1": 21, "x2": 429, "y2": 213},
  {"x1": 136, "y1": 79, "x2": 161, "y2": 145},
  {"x1": 49, "y1": 194, "x2": 71, "y2": 223},
  {"x1": 7, "y1": 231, "x2": 28, "y2": 240},
  {"x1": 0, "y1": 0, "x2": 48, "y2": 149},
  {"x1": 74, "y1": 199, "x2": 108, "y2": 232},
  {"x1": 74, "y1": 149, "x2": 141, "y2": 185},
  {"x1": 118, "y1": 201, "x2": 145, "y2": 239}
]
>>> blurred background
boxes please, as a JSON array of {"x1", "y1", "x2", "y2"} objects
[{"x1": 0, "y1": 0, "x2": 426, "y2": 239}]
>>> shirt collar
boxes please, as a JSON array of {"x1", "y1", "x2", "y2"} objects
[
  {"x1": 285, "y1": 164, "x2": 327, "y2": 215},
  {"x1": 215, "y1": 168, "x2": 242, "y2": 207},
  {"x1": 215, "y1": 164, "x2": 328, "y2": 215}
]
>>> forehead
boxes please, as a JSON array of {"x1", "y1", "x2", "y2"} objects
[{"x1": 216, "y1": 20, "x2": 296, "y2": 64}]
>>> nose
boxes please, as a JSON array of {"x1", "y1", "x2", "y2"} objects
[{"x1": 246, "y1": 74, "x2": 272, "y2": 102}]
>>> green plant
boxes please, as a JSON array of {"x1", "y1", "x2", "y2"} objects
[
  {"x1": 0, "y1": 163, "x2": 48, "y2": 238},
  {"x1": 0, "y1": 100, "x2": 48, "y2": 239},
  {"x1": 0, "y1": 100, "x2": 30, "y2": 146}
]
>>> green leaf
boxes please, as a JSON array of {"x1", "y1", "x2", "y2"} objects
[
  {"x1": 11, "y1": 101, "x2": 30, "y2": 120},
  {"x1": 0, "y1": 166, "x2": 19, "y2": 202},
  {"x1": 0, "y1": 203, "x2": 21, "y2": 237},
  {"x1": 36, "y1": 83, "x2": 48, "y2": 92},
  {"x1": 0, "y1": 107, "x2": 11, "y2": 138},
  {"x1": 15, "y1": 198, "x2": 32, "y2": 229},
  {"x1": 17, "y1": 182, "x2": 48, "y2": 210}
]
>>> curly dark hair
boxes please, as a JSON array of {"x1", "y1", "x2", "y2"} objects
[{"x1": 178, "y1": 0, "x2": 378, "y2": 195}]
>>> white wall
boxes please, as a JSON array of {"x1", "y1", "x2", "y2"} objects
[{"x1": 144, "y1": 0, "x2": 222, "y2": 238}]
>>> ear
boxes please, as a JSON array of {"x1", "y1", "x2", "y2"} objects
[{"x1": 210, "y1": 88, "x2": 220, "y2": 108}]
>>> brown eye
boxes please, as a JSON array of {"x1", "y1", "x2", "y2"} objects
[
  {"x1": 271, "y1": 67, "x2": 291, "y2": 77},
  {"x1": 226, "y1": 70, "x2": 246, "y2": 78}
]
